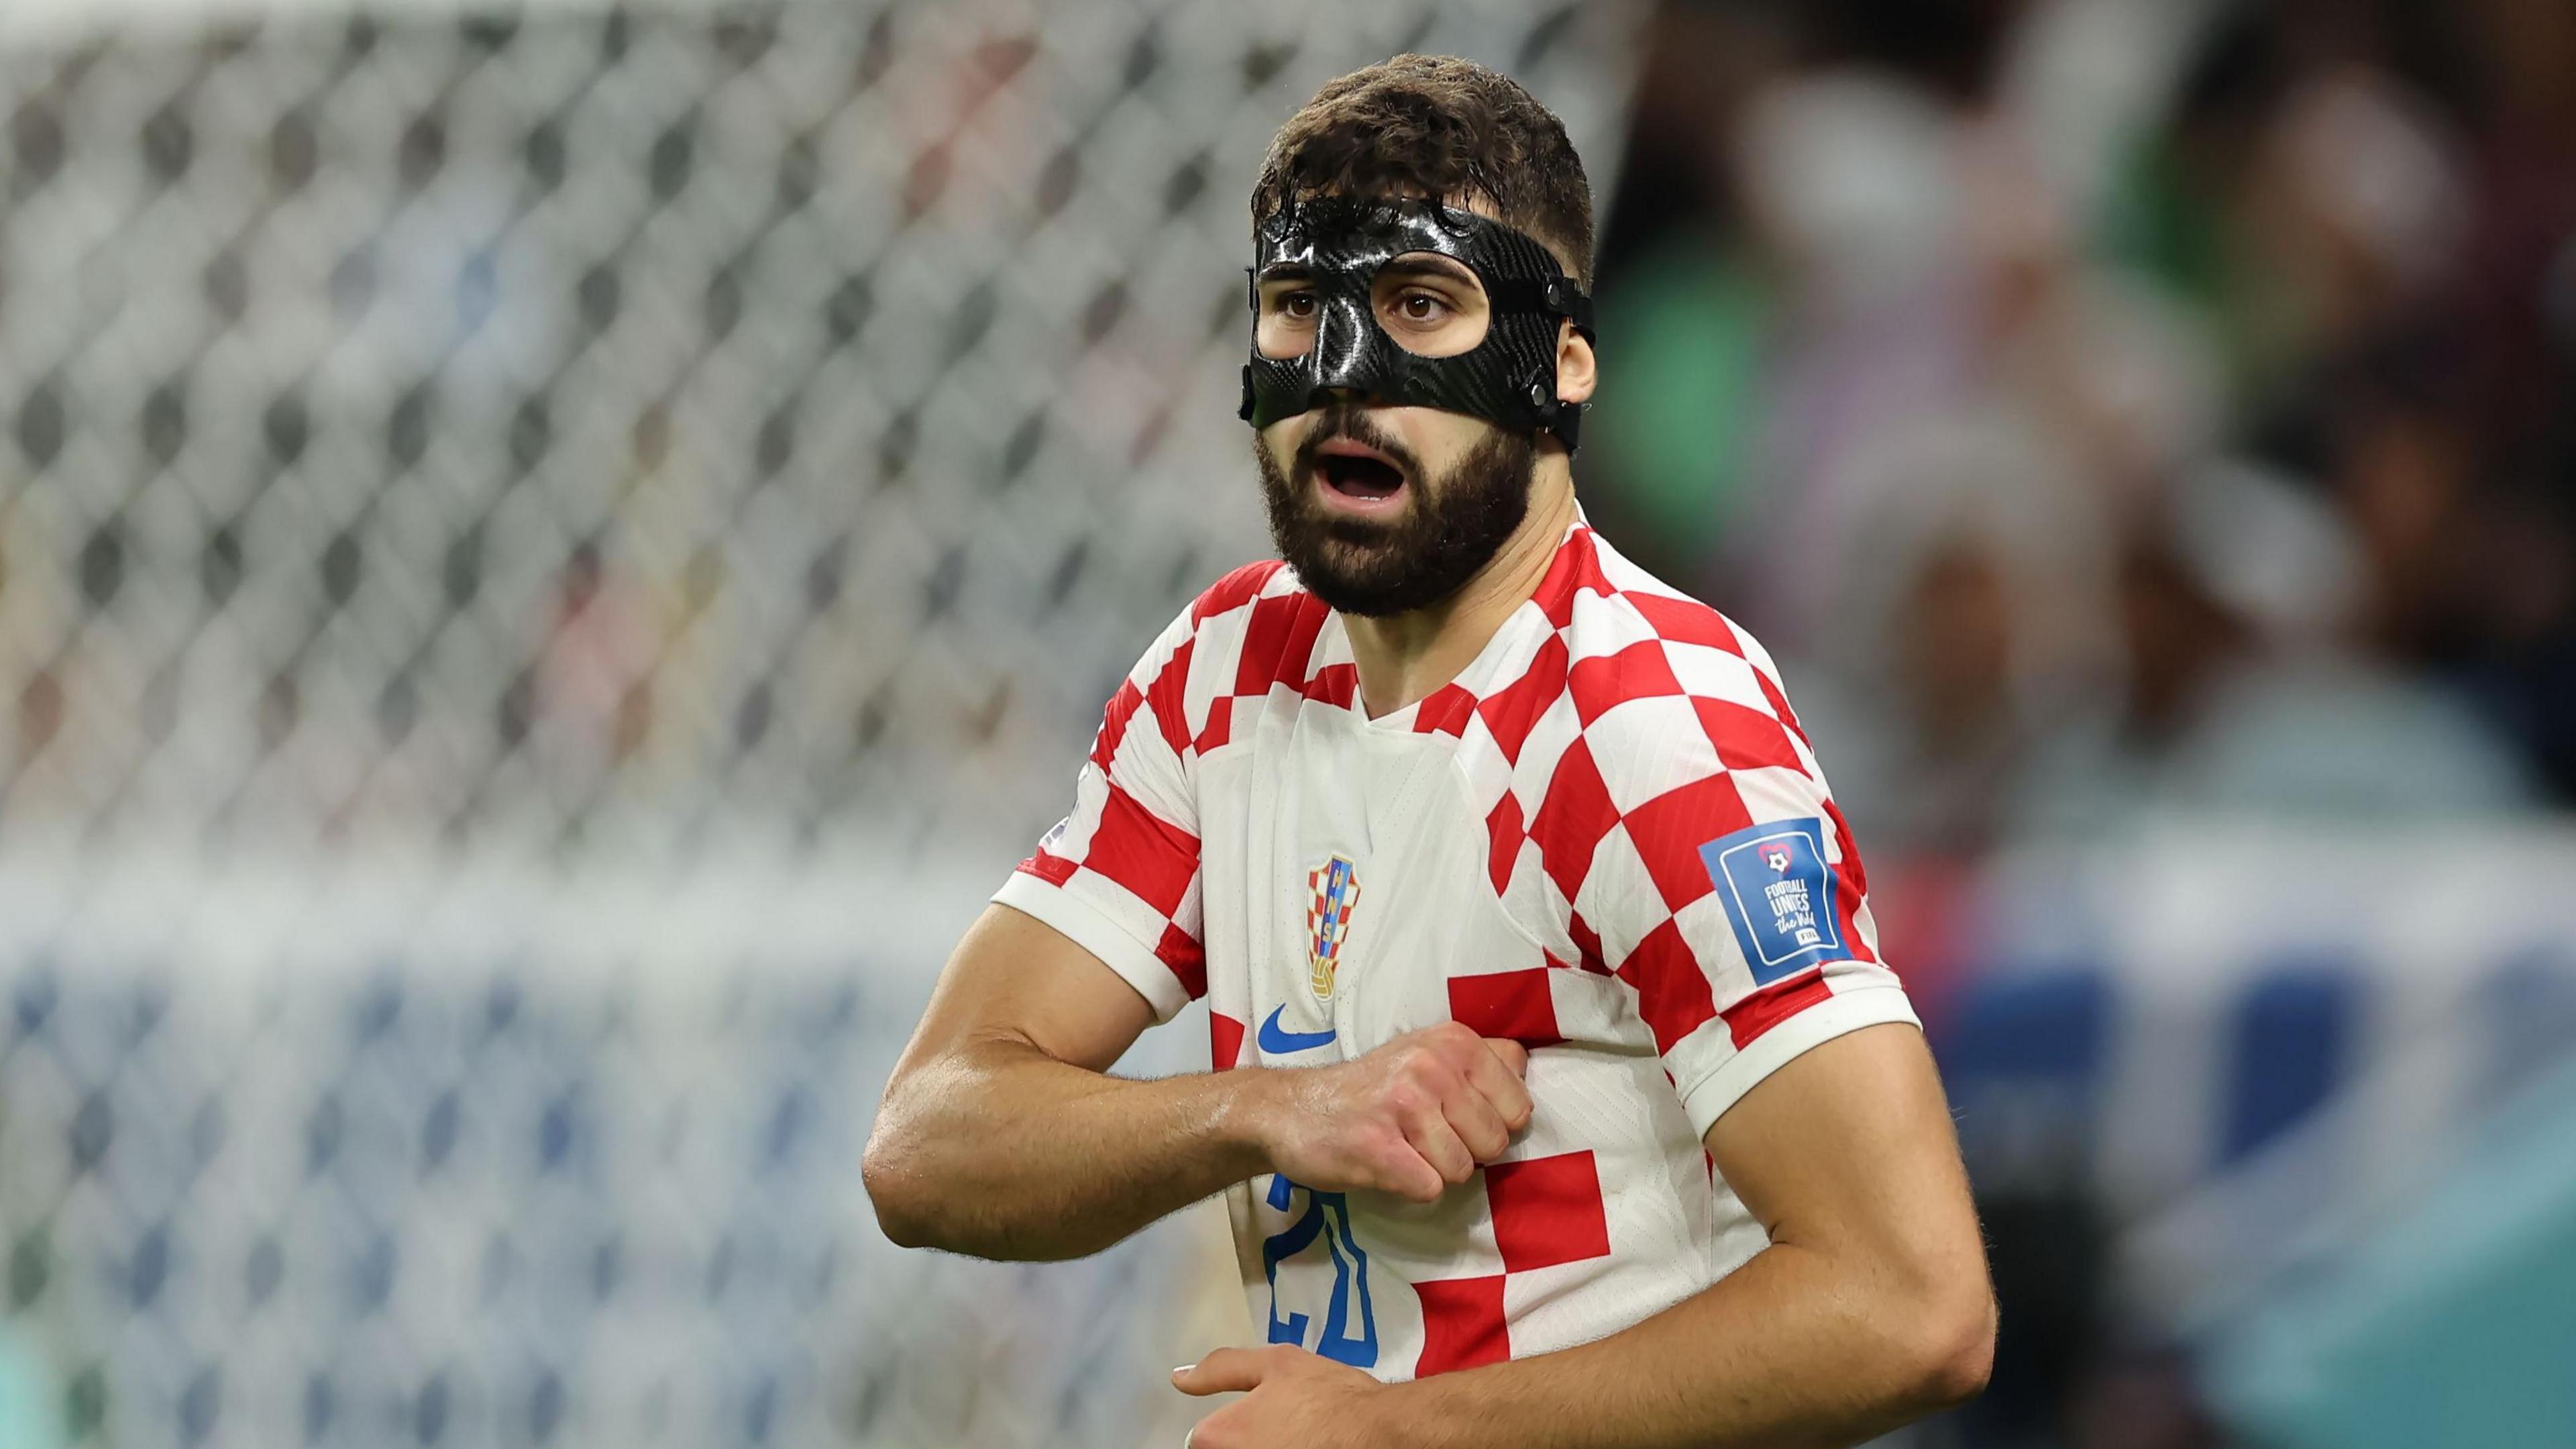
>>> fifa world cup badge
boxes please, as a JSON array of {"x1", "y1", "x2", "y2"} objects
[{"x1": 1305, "y1": 854, "x2": 1362, "y2": 1002}]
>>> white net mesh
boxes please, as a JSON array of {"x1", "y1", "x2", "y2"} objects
[
  {"x1": 0, "y1": 0, "x2": 1636, "y2": 857},
  {"x1": 0, "y1": 3, "x2": 1641, "y2": 1445}
]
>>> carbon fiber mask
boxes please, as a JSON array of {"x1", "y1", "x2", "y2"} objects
[{"x1": 1239, "y1": 195, "x2": 1596, "y2": 450}]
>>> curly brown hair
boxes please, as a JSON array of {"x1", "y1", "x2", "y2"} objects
[{"x1": 1249, "y1": 54, "x2": 1596, "y2": 287}]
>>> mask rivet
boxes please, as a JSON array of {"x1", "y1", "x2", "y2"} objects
[{"x1": 1527, "y1": 381, "x2": 1547, "y2": 407}]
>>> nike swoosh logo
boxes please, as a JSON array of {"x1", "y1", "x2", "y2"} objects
[{"x1": 1257, "y1": 1005, "x2": 1336, "y2": 1055}]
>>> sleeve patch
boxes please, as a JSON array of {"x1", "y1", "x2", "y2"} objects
[{"x1": 1697, "y1": 818, "x2": 1844, "y2": 984}]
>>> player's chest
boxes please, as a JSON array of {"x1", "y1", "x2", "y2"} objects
[{"x1": 1197, "y1": 716, "x2": 1534, "y2": 1067}]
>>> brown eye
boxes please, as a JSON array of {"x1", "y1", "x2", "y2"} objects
[
  {"x1": 1280, "y1": 291, "x2": 1318, "y2": 318},
  {"x1": 1399, "y1": 293, "x2": 1446, "y2": 322}
]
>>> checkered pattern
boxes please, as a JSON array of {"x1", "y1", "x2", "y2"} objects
[
  {"x1": 1002, "y1": 519, "x2": 1920, "y2": 1379},
  {"x1": 1004, "y1": 525, "x2": 1909, "y2": 1124},
  {"x1": 1306, "y1": 856, "x2": 1363, "y2": 999},
  {"x1": 1409, "y1": 1147, "x2": 1616, "y2": 1372},
  {"x1": 996, "y1": 559, "x2": 1308, "y2": 1020},
  {"x1": 1441, "y1": 525, "x2": 1910, "y2": 1135}
]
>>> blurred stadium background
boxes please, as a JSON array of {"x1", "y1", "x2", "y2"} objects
[{"x1": 0, "y1": 0, "x2": 2568, "y2": 1445}]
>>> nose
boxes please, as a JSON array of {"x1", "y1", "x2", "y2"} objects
[{"x1": 1310, "y1": 294, "x2": 1375, "y2": 392}]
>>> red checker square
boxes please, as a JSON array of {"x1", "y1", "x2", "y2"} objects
[
  {"x1": 1619, "y1": 771, "x2": 1754, "y2": 910},
  {"x1": 1413, "y1": 684, "x2": 1477, "y2": 739},
  {"x1": 1528, "y1": 739, "x2": 1618, "y2": 902},
  {"x1": 1210, "y1": 1010, "x2": 1244, "y2": 1070},
  {"x1": 1193, "y1": 694, "x2": 1235, "y2": 755},
  {"x1": 1532, "y1": 529, "x2": 1610, "y2": 629},
  {"x1": 1413, "y1": 1275, "x2": 1510, "y2": 1375},
  {"x1": 1476, "y1": 635, "x2": 1569, "y2": 762},
  {"x1": 1155, "y1": 921, "x2": 1207, "y2": 1000},
  {"x1": 1722, "y1": 966, "x2": 1833, "y2": 1049},
  {"x1": 1484, "y1": 792, "x2": 1527, "y2": 896},
  {"x1": 1232, "y1": 595, "x2": 1297, "y2": 695},
  {"x1": 1567, "y1": 639, "x2": 1684, "y2": 727},
  {"x1": 1018, "y1": 849, "x2": 1077, "y2": 887},
  {"x1": 1566, "y1": 911, "x2": 1609, "y2": 975},
  {"x1": 1627, "y1": 592, "x2": 1740, "y2": 653},
  {"x1": 1483, "y1": 1150, "x2": 1611, "y2": 1273},
  {"x1": 1752, "y1": 664, "x2": 1811, "y2": 745},
  {"x1": 1086, "y1": 786, "x2": 1198, "y2": 917},
  {"x1": 1821, "y1": 796, "x2": 1872, "y2": 901},
  {"x1": 1146, "y1": 638, "x2": 1196, "y2": 756},
  {"x1": 1693, "y1": 695, "x2": 1805, "y2": 774},
  {"x1": 1278, "y1": 601, "x2": 1330, "y2": 687},
  {"x1": 1303, "y1": 662, "x2": 1357, "y2": 708},
  {"x1": 1235, "y1": 594, "x2": 1327, "y2": 696},
  {"x1": 1090, "y1": 678, "x2": 1144, "y2": 770},
  {"x1": 1446, "y1": 968, "x2": 1564, "y2": 1049},
  {"x1": 1615, "y1": 918, "x2": 1719, "y2": 1053}
]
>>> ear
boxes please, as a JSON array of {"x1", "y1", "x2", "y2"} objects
[{"x1": 1554, "y1": 319, "x2": 1597, "y2": 406}]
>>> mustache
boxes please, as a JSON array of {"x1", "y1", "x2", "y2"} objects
[{"x1": 1289, "y1": 406, "x2": 1423, "y2": 481}]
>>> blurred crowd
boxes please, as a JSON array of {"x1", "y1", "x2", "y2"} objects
[
  {"x1": 1582, "y1": 0, "x2": 2576, "y2": 883},
  {"x1": 1580, "y1": 8, "x2": 2576, "y2": 1442}
]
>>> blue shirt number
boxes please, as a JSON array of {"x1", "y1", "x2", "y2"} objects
[{"x1": 1260, "y1": 1173, "x2": 1378, "y2": 1368}]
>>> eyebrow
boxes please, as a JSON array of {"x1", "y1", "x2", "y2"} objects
[
  {"x1": 1379, "y1": 256, "x2": 1479, "y2": 287},
  {"x1": 1255, "y1": 263, "x2": 1314, "y2": 283}
]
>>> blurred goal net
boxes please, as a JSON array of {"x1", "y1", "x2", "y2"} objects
[
  {"x1": 0, "y1": 0, "x2": 1633, "y2": 859},
  {"x1": 0, "y1": 2, "x2": 1639, "y2": 1445}
]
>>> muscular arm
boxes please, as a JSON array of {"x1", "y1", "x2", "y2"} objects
[
  {"x1": 863, "y1": 903, "x2": 1533, "y2": 1262},
  {"x1": 862, "y1": 904, "x2": 1247, "y2": 1259},
  {"x1": 1179, "y1": 1022, "x2": 1995, "y2": 1447}
]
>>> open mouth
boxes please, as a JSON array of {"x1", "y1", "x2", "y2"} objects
[{"x1": 1312, "y1": 438, "x2": 1408, "y2": 508}]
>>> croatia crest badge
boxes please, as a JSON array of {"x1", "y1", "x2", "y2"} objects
[{"x1": 1305, "y1": 854, "x2": 1363, "y2": 1002}]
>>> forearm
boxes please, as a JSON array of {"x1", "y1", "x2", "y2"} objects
[
  {"x1": 1387, "y1": 1238, "x2": 1992, "y2": 1449},
  {"x1": 865, "y1": 1033, "x2": 1271, "y2": 1260}
]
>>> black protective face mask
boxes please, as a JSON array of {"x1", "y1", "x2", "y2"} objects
[{"x1": 1239, "y1": 195, "x2": 1596, "y2": 451}]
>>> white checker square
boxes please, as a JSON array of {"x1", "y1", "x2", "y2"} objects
[
  {"x1": 1725, "y1": 763, "x2": 1835, "y2": 843},
  {"x1": 1567, "y1": 586, "x2": 1660, "y2": 658},
  {"x1": 1661, "y1": 640, "x2": 1771, "y2": 712},
  {"x1": 1581, "y1": 694, "x2": 1723, "y2": 814},
  {"x1": 1572, "y1": 822, "x2": 1670, "y2": 968}
]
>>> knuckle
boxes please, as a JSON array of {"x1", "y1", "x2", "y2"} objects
[{"x1": 1403, "y1": 1055, "x2": 1458, "y2": 1091}]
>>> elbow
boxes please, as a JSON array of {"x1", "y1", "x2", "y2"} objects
[
  {"x1": 860, "y1": 1108, "x2": 939, "y2": 1250},
  {"x1": 1900, "y1": 1281, "x2": 1996, "y2": 1413}
]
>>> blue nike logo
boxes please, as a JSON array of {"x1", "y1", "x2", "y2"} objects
[{"x1": 1257, "y1": 1005, "x2": 1336, "y2": 1055}]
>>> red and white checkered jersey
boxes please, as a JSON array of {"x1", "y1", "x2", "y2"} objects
[{"x1": 995, "y1": 519, "x2": 1917, "y2": 1379}]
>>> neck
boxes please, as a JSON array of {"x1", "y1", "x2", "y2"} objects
[{"x1": 1342, "y1": 457, "x2": 1577, "y2": 720}]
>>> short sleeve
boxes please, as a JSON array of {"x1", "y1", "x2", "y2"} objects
[
  {"x1": 1564, "y1": 598, "x2": 1918, "y2": 1139},
  {"x1": 993, "y1": 604, "x2": 1208, "y2": 1022}
]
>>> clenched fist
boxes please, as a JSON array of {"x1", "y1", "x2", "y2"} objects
[{"x1": 1245, "y1": 1021, "x2": 1533, "y2": 1202}]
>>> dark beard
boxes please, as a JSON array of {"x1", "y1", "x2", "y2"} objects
[{"x1": 1254, "y1": 406, "x2": 1538, "y2": 619}]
